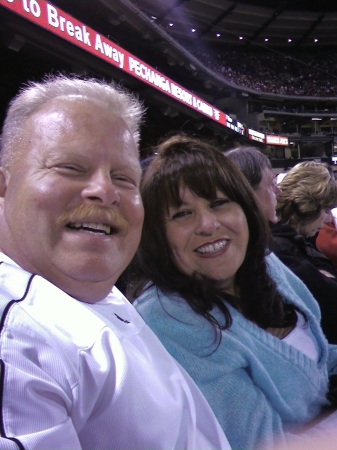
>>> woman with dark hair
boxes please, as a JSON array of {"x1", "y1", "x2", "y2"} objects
[{"x1": 128, "y1": 135, "x2": 337, "y2": 450}]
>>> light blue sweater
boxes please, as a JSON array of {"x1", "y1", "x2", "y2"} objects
[{"x1": 134, "y1": 253, "x2": 337, "y2": 450}]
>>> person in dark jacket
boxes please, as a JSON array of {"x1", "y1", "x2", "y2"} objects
[{"x1": 275, "y1": 162, "x2": 337, "y2": 276}]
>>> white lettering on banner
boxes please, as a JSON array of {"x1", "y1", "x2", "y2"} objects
[
  {"x1": 250, "y1": 135, "x2": 264, "y2": 143},
  {"x1": 193, "y1": 97, "x2": 213, "y2": 117},
  {"x1": 22, "y1": 0, "x2": 29, "y2": 13},
  {"x1": 249, "y1": 129, "x2": 265, "y2": 139},
  {"x1": 248, "y1": 129, "x2": 265, "y2": 143},
  {"x1": 266, "y1": 135, "x2": 289, "y2": 146},
  {"x1": 170, "y1": 83, "x2": 192, "y2": 105},
  {"x1": 22, "y1": 0, "x2": 41, "y2": 17},
  {"x1": 47, "y1": 5, "x2": 92, "y2": 46},
  {"x1": 213, "y1": 109, "x2": 221, "y2": 121},
  {"x1": 129, "y1": 57, "x2": 171, "y2": 93},
  {"x1": 5, "y1": 0, "x2": 15, "y2": 3},
  {"x1": 95, "y1": 35, "x2": 124, "y2": 68},
  {"x1": 66, "y1": 21, "x2": 74, "y2": 37}
]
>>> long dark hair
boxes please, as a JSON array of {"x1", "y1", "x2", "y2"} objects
[{"x1": 128, "y1": 135, "x2": 296, "y2": 333}]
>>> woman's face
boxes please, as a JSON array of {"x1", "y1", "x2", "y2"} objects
[
  {"x1": 165, "y1": 187, "x2": 249, "y2": 295},
  {"x1": 299, "y1": 208, "x2": 331, "y2": 238}
]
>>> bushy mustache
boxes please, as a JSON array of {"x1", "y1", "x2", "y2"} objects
[{"x1": 57, "y1": 204, "x2": 129, "y2": 235}]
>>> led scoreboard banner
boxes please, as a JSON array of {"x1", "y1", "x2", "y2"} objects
[
  {"x1": 225, "y1": 114, "x2": 245, "y2": 136},
  {"x1": 1, "y1": 0, "x2": 244, "y2": 135},
  {"x1": 248, "y1": 128, "x2": 265, "y2": 143},
  {"x1": 247, "y1": 129, "x2": 289, "y2": 146},
  {"x1": 265, "y1": 135, "x2": 289, "y2": 146}
]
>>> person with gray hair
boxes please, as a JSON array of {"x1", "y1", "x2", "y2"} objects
[
  {"x1": 0, "y1": 75, "x2": 230, "y2": 450},
  {"x1": 225, "y1": 146, "x2": 281, "y2": 223},
  {"x1": 226, "y1": 149, "x2": 337, "y2": 344}
]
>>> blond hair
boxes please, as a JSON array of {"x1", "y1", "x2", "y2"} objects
[{"x1": 276, "y1": 161, "x2": 337, "y2": 229}]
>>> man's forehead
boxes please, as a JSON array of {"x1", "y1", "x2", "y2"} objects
[
  {"x1": 21, "y1": 98, "x2": 139, "y2": 161},
  {"x1": 28, "y1": 97, "x2": 135, "y2": 138},
  {"x1": 30, "y1": 97, "x2": 105, "y2": 122}
]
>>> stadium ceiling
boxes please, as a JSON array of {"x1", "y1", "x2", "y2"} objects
[
  {"x1": 99, "y1": 0, "x2": 337, "y2": 50},
  {"x1": 2, "y1": 0, "x2": 337, "y2": 152}
]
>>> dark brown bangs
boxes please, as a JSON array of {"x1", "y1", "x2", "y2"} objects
[
  {"x1": 141, "y1": 135, "x2": 255, "y2": 228},
  {"x1": 156, "y1": 153, "x2": 225, "y2": 214}
]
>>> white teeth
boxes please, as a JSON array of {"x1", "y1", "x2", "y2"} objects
[
  {"x1": 69, "y1": 222, "x2": 112, "y2": 235},
  {"x1": 196, "y1": 240, "x2": 228, "y2": 254}
]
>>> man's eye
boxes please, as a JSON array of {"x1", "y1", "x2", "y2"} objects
[
  {"x1": 63, "y1": 165, "x2": 79, "y2": 170},
  {"x1": 113, "y1": 175, "x2": 138, "y2": 187},
  {"x1": 115, "y1": 176, "x2": 132, "y2": 183},
  {"x1": 57, "y1": 165, "x2": 83, "y2": 172}
]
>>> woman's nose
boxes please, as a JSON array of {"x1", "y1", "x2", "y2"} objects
[
  {"x1": 194, "y1": 211, "x2": 220, "y2": 235},
  {"x1": 324, "y1": 211, "x2": 333, "y2": 224}
]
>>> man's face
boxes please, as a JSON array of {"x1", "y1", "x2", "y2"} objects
[
  {"x1": 255, "y1": 167, "x2": 281, "y2": 224},
  {"x1": 0, "y1": 97, "x2": 144, "y2": 302}
]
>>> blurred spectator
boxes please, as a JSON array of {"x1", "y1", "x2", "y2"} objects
[
  {"x1": 316, "y1": 210, "x2": 337, "y2": 268},
  {"x1": 273, "y1": 162, "x2": 337, "y2": 343},
  {"x1": 225, "y1": 146, "x2": 281, "y2": 223}
]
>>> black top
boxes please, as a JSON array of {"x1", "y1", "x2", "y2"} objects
[{"x1": 271, "y1": 222, "x2": 337, "y2": 344}]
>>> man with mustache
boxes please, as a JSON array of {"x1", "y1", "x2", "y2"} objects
[{"x1": 0, "y1": 75, "x2": 230, "y2": 450}]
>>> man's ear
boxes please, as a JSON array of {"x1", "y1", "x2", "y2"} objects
[{"x1": 0, "y1": 167, "x2": 9, "y2": 198}]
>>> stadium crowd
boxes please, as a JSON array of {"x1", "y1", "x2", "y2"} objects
[{"x1": 189, "y1": 48, "x2": 337, "y2": 97}]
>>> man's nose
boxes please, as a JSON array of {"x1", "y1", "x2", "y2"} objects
[{"x1": 81, "y1": 171, "x2": 120, "y2": 206}]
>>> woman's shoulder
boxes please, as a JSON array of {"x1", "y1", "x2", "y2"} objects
[
  {"x1": 134, "y1": 282, "x2": 279, "y2": 349},
  {"x1": 134, "y1": 285, "x2": 205, "y2": 329},
  {"x1": 134, "y1": 285, "x2": 232, "y2": 357}
]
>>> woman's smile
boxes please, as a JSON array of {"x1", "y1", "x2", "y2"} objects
[
  {"x1": 165, "y1": 187, "x2": 249, "y2": 294},
  {"x1": 195, "y1": 238, "x2": 230, "y2": 256}
]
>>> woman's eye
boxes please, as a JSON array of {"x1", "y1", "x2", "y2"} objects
[
  {"x1": 211, "y1": 199, "x2": 229, "y2": 208},
  {"x1": 171, "y1": 210, "x2": 191, "y2": 220}
]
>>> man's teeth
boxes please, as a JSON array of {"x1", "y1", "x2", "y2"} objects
[
  {"x1": 68, "y1": 222, "x2": 112, "y2": 235},
  {"x1": 196, "y1": 240, "x2": 228, "y2": 254}
]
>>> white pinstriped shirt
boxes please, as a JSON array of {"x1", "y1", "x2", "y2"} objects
[{"x1": 0, "y1": 253, "x2": 230, "y2": 450}]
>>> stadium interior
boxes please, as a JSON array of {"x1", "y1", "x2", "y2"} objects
[{"x1": 1, "y1": 0, "x2": 337, "y2": 171}]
